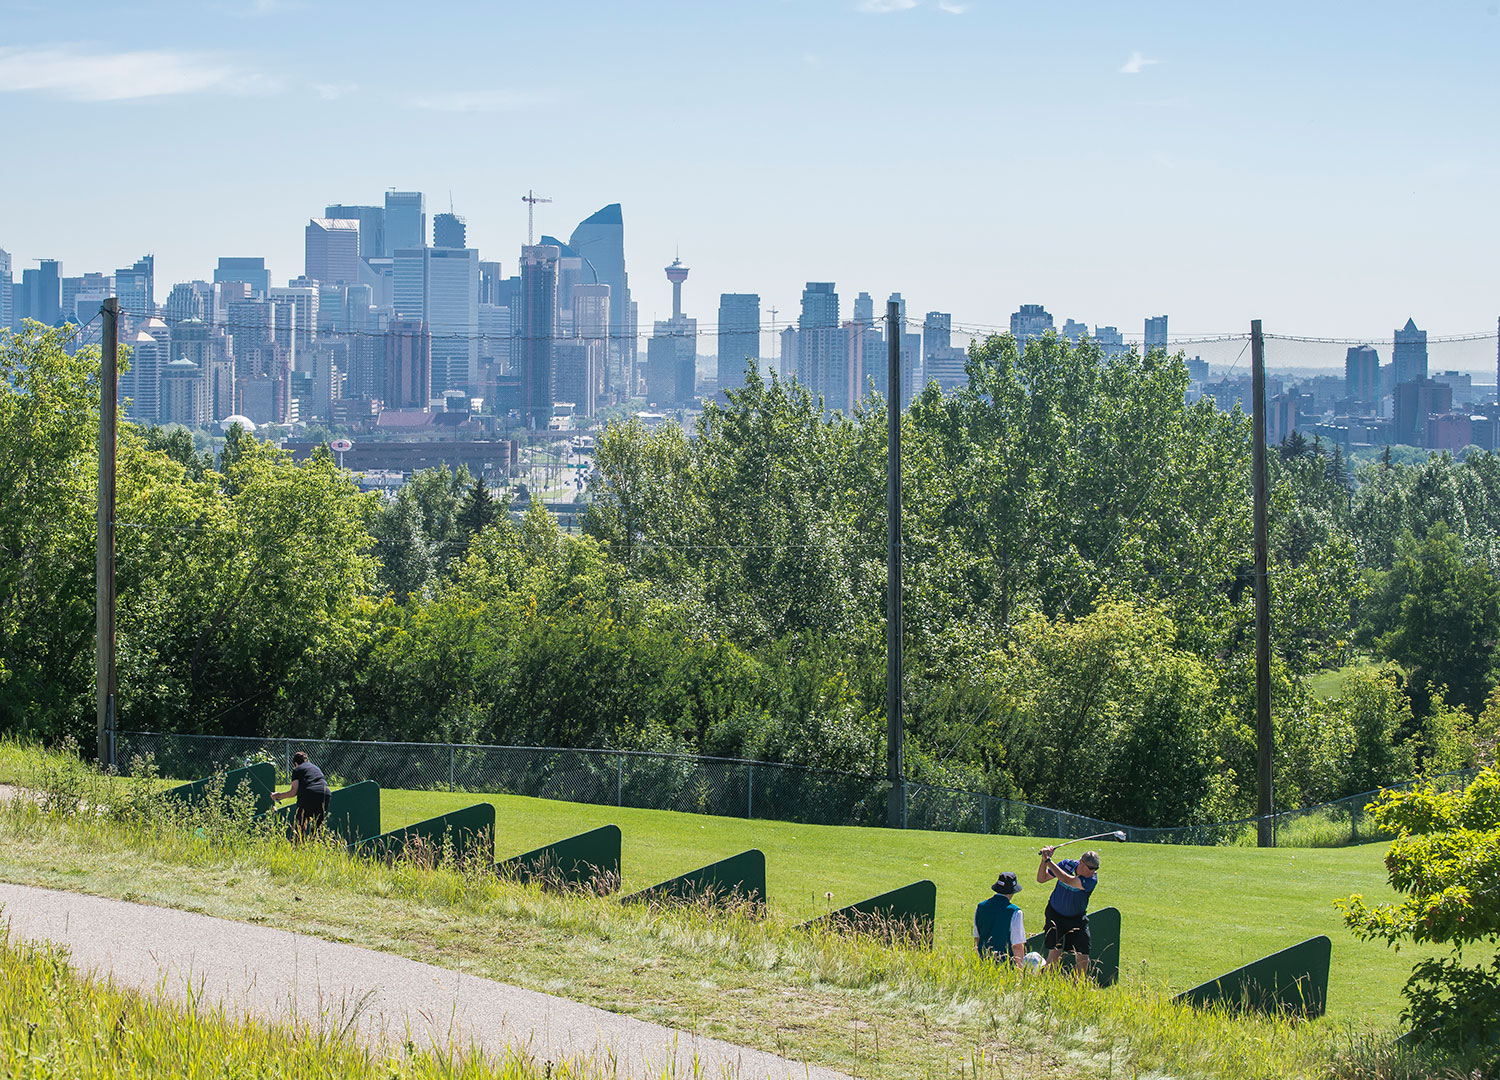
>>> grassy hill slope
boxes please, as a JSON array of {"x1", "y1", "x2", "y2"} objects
[{"x1": 387, "y1": 788, "x2": 1426, "y2": 1024}]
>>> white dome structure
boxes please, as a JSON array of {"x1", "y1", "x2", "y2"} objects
[{"x1": 220, "y1": 414, "x2": 257, "y2": 433}]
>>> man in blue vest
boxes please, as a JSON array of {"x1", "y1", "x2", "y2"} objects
[
  {"x1": 973, "y1": 871, "x2": 1026, "y2": 966},
  {"x1": 1037, "y1": 846, "x2": 1100, "y2": 978}
]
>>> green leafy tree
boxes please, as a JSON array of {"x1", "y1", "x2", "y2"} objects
[
  {"x1": 1365, "y1": 524, "x2": 1500, "y2": 715},
  {"x1": 1338, "y1": 769, "x2": 1500, "y2": 1044}
]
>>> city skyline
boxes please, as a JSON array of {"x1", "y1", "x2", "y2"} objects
[{"x1": 2, "y1": 1, "x2": 1498, "y2": 353}]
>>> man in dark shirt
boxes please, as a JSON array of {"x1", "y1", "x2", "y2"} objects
[
  {"x1": 1036, "y1": 846, "x2": 1100, "y2": 978},
  {"x1": 271, "y1": 751, "x2": 330, "y2": 835}
]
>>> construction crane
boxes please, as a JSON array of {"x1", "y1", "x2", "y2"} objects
[{"x1": 521, "y1": 190, "x2": 552, "y2": 246}]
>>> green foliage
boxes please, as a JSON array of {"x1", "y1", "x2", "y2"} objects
[{"x1": 1338, "y1": 768, "x2": 1500, "y2": 1044}]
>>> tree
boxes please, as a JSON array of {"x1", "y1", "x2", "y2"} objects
[
  {"x1": 0, "y1": 325, "x2": 107, "y2": 741},
  {"x1": 1338, "y1": 769, "x2": 1500, "y2": 1045},
  {"x1": 456, "y1": 476, "x2": 500, "y2": 543},
  {"x1": 1366, "y1": 524, "x2": 1500, "y2": 715}
]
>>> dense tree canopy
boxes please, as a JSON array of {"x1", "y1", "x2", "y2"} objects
[{"x1": 4, "y1": 323, "x2": 1499, "y2": 825}]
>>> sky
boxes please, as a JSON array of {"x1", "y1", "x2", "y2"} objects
[{"x1": 2, "y1": 0, "x2": 1499, "y2": 370}]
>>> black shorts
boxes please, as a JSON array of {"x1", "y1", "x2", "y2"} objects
[
  {"x1": 1044, "y1": 903, "x2": 1091, "y2": 955},
  {"x1": 294, "y1": 792, "x2": 330, "y2": 831}
]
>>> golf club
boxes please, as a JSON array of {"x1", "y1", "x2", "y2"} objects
[{"x1": 1039, "y1": 830, "x2": 1127, "y2": 856}]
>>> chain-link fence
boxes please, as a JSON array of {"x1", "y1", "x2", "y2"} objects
[{"x1": 115, "y1": 730, "x2": 1479, "y2": 848}]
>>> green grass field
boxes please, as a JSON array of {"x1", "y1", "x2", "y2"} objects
[
  {"x1": 1310, "y1": 656, "x2": 1384, "y2": 700},
  {"x1": 383, "y1": 788, "x2": 1424, "y2": 1024}
]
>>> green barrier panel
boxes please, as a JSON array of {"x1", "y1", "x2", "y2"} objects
[
  {"x1": 261, "y1": 781, "x2": 382, "y2": 846},
  {"x1": 620, "y1": 849, "x2": 766, "y2": 908},
  {"x1": 164, "y1": 762, "x2": 277, "y2": 816},
  {"x1": 355, "y1": 803, "x2": 495, "y2": 865},
  {"x1": 798, "y1": 879, "x2": 936, "y2": 946},
  {"x1": 1024, "y1": 906, "x2": 1122, "y2": 987},
  {"x1": 496, "y1": 824, "x2": 622, "y2": 893},
  {"x1": 1174, "y1": 935, "x2": 1331, "y2": 1018}
]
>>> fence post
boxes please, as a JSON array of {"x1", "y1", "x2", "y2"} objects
[
  {"x1": 616, "y1": 754, "x2": 623, "y2": 807},
  {"x1": 747, "y1": 763, "x2": 754, "y2": 819},
  {"x1": 284, "y1": 738, "x2": 291, "y2": 777},
  {"x1": 982, "y1": 796, "x2": 989, "y2": 835},
  {"x1": 449, "y1": 746, "x2": 456, "y2": 792},
  {"x1": 1057, "y1": 810, "x2": 1064, "y2": 838}
]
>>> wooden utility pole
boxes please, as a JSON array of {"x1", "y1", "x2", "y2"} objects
[
  {"x1": 96, "y1": 298, "x2": 119, "y2": 769},
  {"x1": 1251, "y1": 319, "x2": 1273, "y2": 847},
  {"x1": 886, "y1": 301, "x2": 904, "y2": 827}
]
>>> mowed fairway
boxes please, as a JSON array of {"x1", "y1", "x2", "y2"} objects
[{"x1": 383, "y1": 789, "x2": 1426, "y2": 1025}]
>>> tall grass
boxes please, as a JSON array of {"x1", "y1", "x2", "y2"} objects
[
  {"x1": 0, "y1": 933, "x2": 658, "y2": 1079},
  {"x1": 0, "y1": 740, "x2": 1489, "y2": 1079}
]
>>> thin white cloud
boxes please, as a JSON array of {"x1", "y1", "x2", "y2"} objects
[
  {"x1": 857, "y1": 0, "x2": 918, "y2": 11},
  {"x1": 0, "y1": 45, "x2": 279, "y2": 101},
  {"x1": 937, "y1": 0, "x2": 971, "y2": 12},
  {"x1": 313, "y1": 82, "x2": 358, "y2": 101},
  {"x1": 802, "y1": 51, "x2": 821, "y2": 66},
  {"x1": 407, "y1": 90, "x2": 541, "y2": 113},
  {"x1": 1120, "y1": 50, "x2": 1160, "y2": 75}
]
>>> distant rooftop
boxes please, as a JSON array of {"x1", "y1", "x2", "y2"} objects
[{"x1": 578, "y1": 203, "x2": 622, "y2": 227}]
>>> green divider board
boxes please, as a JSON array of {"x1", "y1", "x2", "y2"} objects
[
  {"x1": 261, "y1": 781, "x2": 382, "y2": 846},
  {"x1": 1174, "y1": 935, "x2": 1331, "y2": 1018},
  {"x1": 798, "y1": 879, "x2": 936, "y2": 946},
  {"x1": 1024, "y1": 906, "x2": 1121, "y2": 987},
  {"x1": 620, "y1": 849, "x2": 766, "y2": 907},
  {"x1": 496, "y1": 824, "x2": 622, "y2": 892},
  {"x1": 164, "y1": 762, "x2": 277, "y2": 816},
  {"x1": 355, "y1": 803, "x2": 495, "y2": 865}
]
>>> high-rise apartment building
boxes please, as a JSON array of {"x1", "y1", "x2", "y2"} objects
[
  {"x1": 305, "y1": 219, "x2": 360, "y2": 286},
  {"x1": 384, "y1": 319, "x2": 431, "y2": 409},
  {"x1": 120, "y1": 320, "x2": 169, "y2": 422},
  {"x1": 1010, "y1": 304, "x2": 1053, "y2": 353},
  {"x1": 792, "y1": 283, "x2": 848, "y2": 412},
  {"x1": 568, "y1": 204, "x2": 633, "y2": 372},
  {"x1": 384, "y1": 191, "x2": 426, "y2": 254},
  {"x1": 1062, "y1": 319, "x2": 1088, "y2": 344},
  {"x1": 323, "y1": 204, "x2": 386, "y2": 261},
  {"x1": 215, "y1": 258, "x2": 269, "y2": 299},
  {"x1": 20, "y1": 260, "x2": 62, "y2": 326},
  {"x1": 717, "y1": 293, "x2": 760, "y2": 396},
  {"x1": 800, "y1": 282, "x2": 839, "y2": 331},
  {"x1": 1344, "y1": 345, "x2": 1380, "y2": 405},
  {"x1": 1394, "y1": 318, "x2": 1428, "y2": 385},
  {"x1": 0, "y1": 250, "x2": 10, "y2": 331},
  {"x1": 1094, "y1": 325, "x2": 1127, "y2": 359},
  {"x1": 433, "y1": 212, "x2": 466, "y2": 249},
  {"x1": 1144, "y1": 314, "x2": 1168, "y2": 354},
  {"x1": 573, "y1": 282, "x2": 611, "y2": 407},
  {"x1": 852, "y1": 291, "x2": 875, "y2": 327},
  {"x1": 270, "y1": 283, "x2": 320, "y2": 361},
  {"x1": 159, "y1": 358, "x2": 208, "y2": 426},
  {"x1": 519, "y1": 245, "x2": 559, "y2": 427},
  {"x1": 165, "y1": 282, "x2": 207, "y2": 323}
]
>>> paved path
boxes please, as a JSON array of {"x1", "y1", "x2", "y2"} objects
[{"x1": 0, "y1": 883, "x2": 845, "y2": 1080}]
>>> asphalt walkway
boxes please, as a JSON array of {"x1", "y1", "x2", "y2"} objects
[{"x1": 0, "y1": 882, "x2": 845, "y2": 1080}]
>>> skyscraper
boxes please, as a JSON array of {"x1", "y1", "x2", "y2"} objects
[
  {"x1": 384, "y1": 319, "x2": 431, "y2": 409},
  {"x1": 568, "y1": 204, "x2": 632, "y2": 372},
  {"x1": 433, "y1": 212, "x2": 466, "y2": 249},
  {"x1": 215, "y1": 258, "x2": 269, "y2": 299},
  {"x1": 384, "y1": 191, "x2": 427, "y2": 254},
  {"x1": 1345, "y1": 345, "x2": 1380, "y2": 405},
  {"x1": 0, "y1": 250, "x2": 10, "y2": 331},
  {"x1": 159, "y1": 358, "x2": 208, "y2": 427},
  {"x1": 305, "y1": 219, "x2": 360, "y2": 286},
  {"x1": 115, "y1": 256, "x2": 153, "y2": 321},
  {"x1": 923, "y1": 311, "x2": 967, "y2": 391},
  {"x1": 1062, "y1": 319, "x2": 1088, "y2": 344},
  {"x1": 26, "y1": 260, "x2": 62, "y2": 326},
  {"x1": 852, "y1": 291, "x2": 875, "y2": 327},
  {"x1": 120, "y1": 322, "x2": 168, "y2": 422},
  {"x1": 324, "y1": 204, "x2": 386, "y2": 261},
  {"x1": 1394, "y1": 318, "x2": 1428, "y2": 385},
  {"x1": 573, "y1": 282, "x2": 611, "y2": 408},
  {"x1": 519, "y1": 245, "x2": 559, "y2": 427},
  {"x1": 717, "y1": 293, "x2": 760, "y2": 396},
  {"x1": 1094, "y1": 325, "x2": 1127, "y2": 359},
  {"x1": 393, "y1": 247, "x2": 479, "y2": 396},
  {"x1": 796, "y1": 283, "x2": 847, "y2": 413},
  {"x1": 1144, "y1": 314, "x2": 1168, "y2": 354},
  {"x1": 1010, "y1": 304, "x2": 1053, "y2": 353}
]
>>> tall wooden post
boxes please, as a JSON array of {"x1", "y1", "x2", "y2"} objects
[
  {"x1": 97, "y1": 298, "x2": 119, "y2": 768},
  {"x1": 886, "y1": 302, "x2": 904, "y2": 827},
  {"x1": 1251, "y1": 319, "x2": 1273, "y2": 847}
]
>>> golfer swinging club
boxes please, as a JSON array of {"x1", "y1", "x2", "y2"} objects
[
  {"x1": 271, "y1": 751, "x2": 330, "y2": 835},
  {"x1": 1037, "y1": 845, "x2": 1100, "y2": 977}
]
